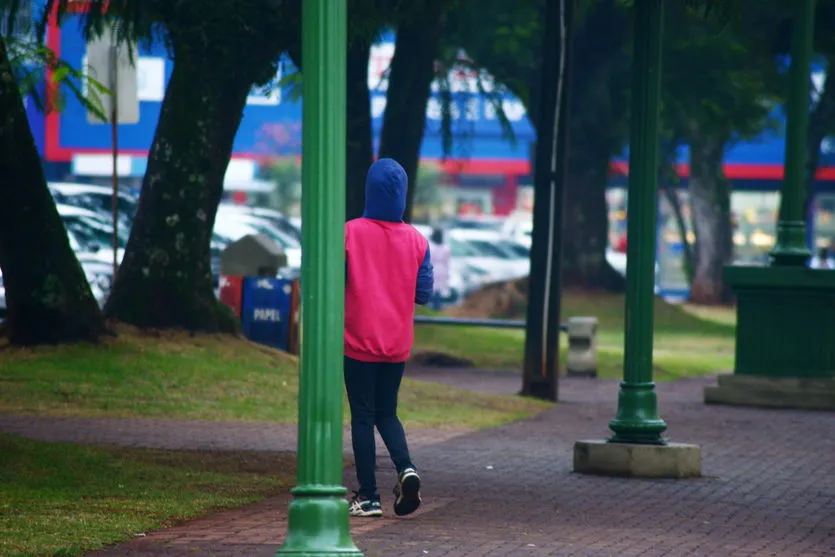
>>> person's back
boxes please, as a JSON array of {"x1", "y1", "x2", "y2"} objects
[
  {"x1": 343, "y1": 158, "x2": 432, "y2": 519},
  {"x1": 345, "y1": 161, "x2": 432, "y2": 361}
]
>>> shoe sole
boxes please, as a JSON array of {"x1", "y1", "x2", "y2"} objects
[
  {"x1": 394, "y1": 473, "x2": 421, "y2": 517},
  {"x1": 350, "y1": 509, "x2": 383, "y2": 518}
]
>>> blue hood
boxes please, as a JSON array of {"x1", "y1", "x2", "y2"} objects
[{"x1": 363, "y1": 158, "x2": 407, "y2": 222}]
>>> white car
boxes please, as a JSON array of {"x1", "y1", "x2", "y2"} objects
[
  {"x1": 57, "y1": 204, "x2": 127, "y2": 265},
  {"x1": 447, "y1": 229, "x2": 530, "y2": 282},
  {"x1": 216, "y1": 203, "x2": 301, "y2": 243},
  {"x1": 49, "y1": 181, "x2": 138, "y2": 231},
  {"x1": 502, "y1": 218, "x2": 533, "y2": 249},
  {"x1": 77, "y1": 257, "x2": 114, "y2": 307}
]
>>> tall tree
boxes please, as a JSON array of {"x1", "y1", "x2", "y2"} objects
[
  {"x1": 449, "y1": 0, "x2": 630, "y2": 289},
  {"x1": 0, "y1": 35, "x2": 106, "y2": 345},
  {"x1": 345, "y1": 36, "x2": 374, "y2": 220},
  {"x1": 50, "y1": 0, "x2": 300, "y2": 331},
  {"x1": 376, "y1": 0, "x2": 448, "y2": 223},
  {"x1": 662, "y1": 2, "x2": 782, "y2": 304}
]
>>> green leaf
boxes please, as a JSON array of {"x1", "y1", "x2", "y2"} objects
[{"x1": 51, "y1": 65, "x2": 70, "y2": 83}]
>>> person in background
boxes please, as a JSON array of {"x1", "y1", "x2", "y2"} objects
[
  {"x1": 810, "y1": 247, "x2": 830, "y2": 269},
  {"x1": 344, "y1": 158, "x2": 433, "y2": 518},
  {"x1": 428, "y1": 228, "x2": 450, "y2": 310}
]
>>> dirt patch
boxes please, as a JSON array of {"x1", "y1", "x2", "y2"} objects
[
  {"x1": 411, "y1": 351, "x2": 475, "y2": 368},
  {"x1": 445, "y1": 277, "x2": 530, "y2": 319}
]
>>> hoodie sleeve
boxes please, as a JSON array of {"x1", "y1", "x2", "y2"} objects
[{"x1": 415, "y1": 245, "x2": 434, "y2": 305}]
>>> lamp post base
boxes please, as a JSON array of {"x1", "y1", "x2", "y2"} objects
[
  {"x1": 573, "y1": 440, "x2": 701, "y2": 478},
  {"x1": 608, "y1": 381, "x2": 667, "y2": 445},
  {"x1": 276, "y1": 487, "x2": 363, "y2": 557}
]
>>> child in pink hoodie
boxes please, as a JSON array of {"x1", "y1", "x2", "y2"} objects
[{"x1": 344, "y1": 158, "x2": 433, "y2": 518}]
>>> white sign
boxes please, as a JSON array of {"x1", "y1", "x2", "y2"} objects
[
  {"x1": 137, "y1": 57, "x2": 165, "y2": 102},
  {"x1": 253, "y1": 308, "x2": 281, "y2": 322},
  {"x1": 85, "y1": 29, "x2": 139, "y2": 124}
]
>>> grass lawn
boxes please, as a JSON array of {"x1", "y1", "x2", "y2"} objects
[
  {"x1": 0, "y1": 433, "x2": 294, "y2": 557},
  {"x1": 413, "y1": 291, "x2": 736, "y2": 379},
  {"x1": 0, "y1": 326, "x2": 549, "y2": 429}
]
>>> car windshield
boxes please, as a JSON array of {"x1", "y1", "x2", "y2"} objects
[
  {"x1": 467, "y1": 239, "x2": 514, "y2": 259},
  {"x1": 55, "y1": 192, "x2": 138, "y2": 219},
  {"x1": 62, "y1": 214, "x2": 129, "y2": 249},
  {"x1": 502, "y1": 242, "x2": 530, "y2": 258},
  {"x1": 214, "y1": 217, "x2": 300, "y2": 250},
  {"x1": 241, "y1": 218, "x2": 301, "y2": 249},
  {"x1": 255, "y1": 215, "x2": 302, "y2": 243},
  {"x1": 449, "y1": 238, "x2": 480, "y2": 257},
  {"x1": 449, "y1": 220, "x2": 503, "y2": 232}
]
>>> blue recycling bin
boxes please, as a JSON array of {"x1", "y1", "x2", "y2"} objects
[{"x1": 241, "y1": 277, "x2": 294, "y2": 350}]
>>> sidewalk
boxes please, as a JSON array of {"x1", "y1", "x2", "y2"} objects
[{"x1": 2, "y1": 371, "x2": 834, "y2": 556}]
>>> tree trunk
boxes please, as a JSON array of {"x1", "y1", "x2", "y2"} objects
[
  {"x1": 547, "y1": 0, "x2": 629, "y2": 291},
  {"x1": 0, "y1": 37, "x2": 106, "y2": 345},
  {"x1": 687, "y1": 127, "x2": 732, "y2": 305},
  {"x1": 103, "y1": 40, "x2": 255, "y2": 331},
  {"x1": 345, "y1": 38, "x2": 373, "y2": 221},
  {"x1": 561, "y1": 150, "x2": 625, "y2": 290},
  {"x1": 377, "y1": 0, "x2": 446, "y2": 223},
  {"x1": 805, "y1": 53, "x2": 835, "y2": 213},
  {"x1": 659, "y1": 139, "x2": 694, "y2": 282}
]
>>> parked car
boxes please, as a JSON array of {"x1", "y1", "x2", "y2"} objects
[
  {"x1": 216, "y1": 204, "x2": 302, "y2": 243},
  {"x1": 501, "y1": 218, "x2": 533, "y2": 249},
  {"x1": 49, "y1": 182, "x2": 138, "y2": 231},
  {"x1": 77, "y1": 256, "x2": 114, "y2": 307},
  {"x1": 58, "y1": 204, "x2": 128, "y2": 265},
  {"x1": 447, "y1": 229, "x2": 530, "y2": 282}
]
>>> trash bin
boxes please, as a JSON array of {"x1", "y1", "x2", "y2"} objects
[
  {"x1": 217, "y1": 234, "x2": 296, "y2": 351},
  {"x1": 218, "y1": 275, "x2": 244, "y2": 317},
  {"x1": 241, "y1": 276, "x2": 295, "y2": 350}
]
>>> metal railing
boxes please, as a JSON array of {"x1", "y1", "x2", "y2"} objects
[{"x1": 414, "y1": 315, "x2": 568, "y2": 332}]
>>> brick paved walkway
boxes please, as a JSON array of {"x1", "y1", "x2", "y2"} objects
[{"x1": 2, "y1": 370, "x2": 834, "y2": 556}]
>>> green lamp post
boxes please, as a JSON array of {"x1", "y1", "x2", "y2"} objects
[
  {"x1": 770, "y1": 0, "x2": 816, "y2": 267},
  {"x1": 276, "y1": 0, "x2": 363, "y2": 555},
  {"x1": 608, "y1": 0, "x2": 668, "y2": 445}
]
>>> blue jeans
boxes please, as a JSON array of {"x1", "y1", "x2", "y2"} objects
[{"x1": 344, "y1": 356, "x2": 414, "y2": 500}]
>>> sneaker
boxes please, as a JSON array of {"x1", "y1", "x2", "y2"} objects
[
  {"x1": 393, "y1": 467, "x2": 421, "y2": 516},
  {"x1": 349, "y1": 492, "x2": 383, "y2": 517}
]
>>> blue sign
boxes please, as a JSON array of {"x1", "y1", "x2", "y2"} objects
[
  {"x1": 241, "y1": 277, "x2": 294, "y2": 351},
  {"x1": 45, "y1": 20, "x2": 535, "y2": 162},
  {"x1": 24, "y1": 82, "x2": 45, "y2": 155}
]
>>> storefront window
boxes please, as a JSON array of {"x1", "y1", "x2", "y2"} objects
[
  {"x1": 812, "y1": 193, "x2": 835, "y2": 251},
  {"x1": 731, "y1": 192, "x2": 779, "y2": 264},
  {"x1": 606, "y1": 187, "x2": 781, "y2": 294}
]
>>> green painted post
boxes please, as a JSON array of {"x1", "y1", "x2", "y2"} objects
[
  {"x1": 608, "y1": 0, "x2": 667, "y2": 445},
  {"x1": 770, "y1": 0, "x2": 816, "y2": 266},
  {"x1": 276, "y1": 1, "x2": 362, "y2": 555}
]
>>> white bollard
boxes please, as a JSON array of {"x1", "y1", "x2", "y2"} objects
[{"x1": 566, "y1": 316, "x2": 598, "y2": 377}]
